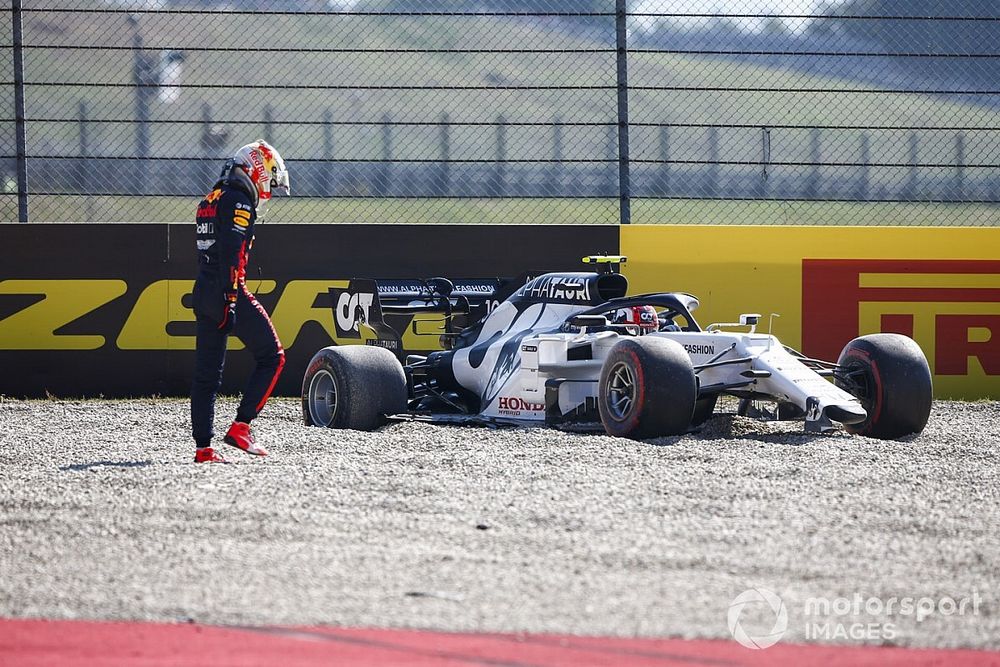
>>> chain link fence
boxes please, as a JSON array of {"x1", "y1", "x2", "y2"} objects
[{"x1": 4, "y1": 0, "x2": 1000, "y2": 224}]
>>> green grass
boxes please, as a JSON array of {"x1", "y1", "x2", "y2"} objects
[{"x1": 20, "y1": 195, "x2": 999, "y2": 226}]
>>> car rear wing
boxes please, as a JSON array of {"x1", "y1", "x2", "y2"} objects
[
  {"x1": 375, "y1": 278, "x2": 504, "y2": 311},
  {"x1": 327, "y1": 275, "x2": 535, "y2": 357}
]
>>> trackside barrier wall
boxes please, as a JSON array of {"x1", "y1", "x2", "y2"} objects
[
  {"x1": 0, "y1": 224, "x2": 618, "y2": 398},
  {"x1": 0, "y1": 224, "x2": 997, "y2": 399},
  {"x1": 622, "y1": 225, "x2": 1000, "y2": 400}
]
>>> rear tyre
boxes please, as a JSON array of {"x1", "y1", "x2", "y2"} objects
[
  {"x1": 835, "y1": 333, "x2": 932, "y2": 439},
  {"x1": 598, "y1": 337, "x2": 697, "y2": 439},
  {"x1": 302, "y1": 345, "x2": 407, "y2": 430}
]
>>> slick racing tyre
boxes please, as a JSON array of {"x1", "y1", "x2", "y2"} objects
[
  {"x1": 302, "y1": 345, "x2": 407, "y2": 430},
  {"x1": 598, "y1": 337, "x2": 697, "y2": 439},
  {"x1": 835, "y1": 333, "x2": 932, "y2": 440}
]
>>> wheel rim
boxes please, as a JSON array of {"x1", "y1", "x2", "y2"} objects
[
  {"x1": 606, "y1": 361, "x2": 637, "y2": 421},
  {"x1": 307, "y1": 369, "x2": 338, "y2": 427},
  {"x1": 837, "y1": 362, "x2": 874, "y2": 408}
]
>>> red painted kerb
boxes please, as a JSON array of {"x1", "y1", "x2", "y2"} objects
[{"x1": 1, "y1": 618, "x2": 997, "y2": 667}]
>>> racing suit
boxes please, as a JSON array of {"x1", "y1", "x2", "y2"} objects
[{"x1": 190, "y1": 167, "x2": 285, "y2": 447}]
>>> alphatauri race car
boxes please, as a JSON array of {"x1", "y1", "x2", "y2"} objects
[{"x1": 302, "y1": 257, "x2": 932, "y2": 440}]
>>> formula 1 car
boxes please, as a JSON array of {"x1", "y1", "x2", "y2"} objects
[{"x1": 301, "y1": 256, "x2": 932, "y2": 440}]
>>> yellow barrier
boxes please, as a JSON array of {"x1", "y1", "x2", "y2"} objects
[{"x1": 621, "y1": 226, "x2": 1000, "y2": 399}]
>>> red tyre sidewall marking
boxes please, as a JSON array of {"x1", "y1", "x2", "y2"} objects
[
  {"x1": 625, "y1": 347, "x2": 645, "y2": 431},
  {"x1": 845, "y1": 347, "x2": 883, "y2": 436}
]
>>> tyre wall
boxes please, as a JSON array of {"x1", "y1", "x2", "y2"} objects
[{"x1": 622, "y1": 226, "x2": 1000, "y2": 399}]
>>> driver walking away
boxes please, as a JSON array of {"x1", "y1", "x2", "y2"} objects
[{"x1": 190, "y1": 140, "x2": 290, "y2": 463}]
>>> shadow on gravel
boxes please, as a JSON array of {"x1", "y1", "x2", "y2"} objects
[
  {"x1": 645, "y1": 414, "x2": 855, "y2": 447},
  {"x1": 61, "y1": 460, "x2": 153, "y2": 472}
]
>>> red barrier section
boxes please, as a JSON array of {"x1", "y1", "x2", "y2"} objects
[{"x1": 2, "y1": 619, "x2": 997, "y2": 667}]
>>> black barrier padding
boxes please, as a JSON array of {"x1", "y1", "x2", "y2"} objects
[{"x1": 0, "y1": 223, "x2": 619, "y2": 399}]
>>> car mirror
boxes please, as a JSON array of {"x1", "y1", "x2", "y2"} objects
[{"x1": 569, "y1": 315, "x2": 608, "y2": 329}]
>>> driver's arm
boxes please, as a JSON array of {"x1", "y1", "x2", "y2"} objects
[{"x1": 214, "y1": 189, "x2": 257, "y2": 300}]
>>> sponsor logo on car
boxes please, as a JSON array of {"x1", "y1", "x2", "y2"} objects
[
  {"x1": 454, "y1": 283, "x2": 496, "y2": 294},
  {"x1": 683, "y1": 343, "x2": 716, "y2": 356},
  {"x1": 378, "y1": 283, "x2": 428, "y2": 295},
  {"x1": 497, "y1": 396, "x2": 545, "y2": 416},
  {"x1": 375, "y1": 281, "x2": 498, "y2": 296},
  {"x1": 332, "y1": 289, "x2": 376, "y2": 339},
  {"x1": 517, "y1": 275, "x2": 591, "y2": 303}
]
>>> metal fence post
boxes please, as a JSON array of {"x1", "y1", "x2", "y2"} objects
[
  {"x1": 129, "y1": 17, "x2": 153, "y2": 196},
  {"x1": 856, "y1": 133, "x2": 870, "y2": 201},
  {"x1": 263, "y1": 104, "x2": 274, "y2": 145},
  {"x1": 376, "y1": 113, "x2": 392, "y2": 196},
  {"x1": 492, "y1": 115, "x2": 506, "y2": 197},
  {"x1": 658, "y1": 125, "x2": 670, "y2": 196},
  {"x1": 198, "y1": 102, "x2": 228, "y2": 195},
  {"x1": 322, "y1": 110, "x2": 334, "y2": 197},
  {"x1": 707, "y1": 126, "x2": 719, "y2": 197},
  {"x1": 438, "y1": 112, "x2": 450, "y2": 196},
  {"x1": 77, "y1": 101, "x2": 89, "y2": 193},
  {"x1": 78, "y1": 100, "x2": 96, "y2": 222},
  {"x1": 759, "y1": 126, "x2": 771, "y2": 198},
  {"x1": 550, "y1": 116, "x2": 563, "y2": 195},
  {"x1": 12, "y1": 0, "x2": 28, "y2": 222},
  {"x1": 199, "y1": 102, "x2": 212, "y2": 191},
  {"x1": 615, "y1": 0, "x2": 631, "y2": 225},
  {"x1": 903, "y1": 131, "x2": 919, "y2": 200},
  {"x1": 954, "y1": 132, "x2": 966, "y2": 202},
  {"x1": 805, "y1": 127, "x2": 821, "y2": 199}
]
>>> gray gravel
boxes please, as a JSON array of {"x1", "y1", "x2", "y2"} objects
[{"x1": 0, "y1": 397, "x2": 998, "y2": 649}]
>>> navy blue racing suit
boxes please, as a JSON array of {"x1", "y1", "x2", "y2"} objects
[{"x1": 190, "y1": 168, "x2": 284, "y2": 447}]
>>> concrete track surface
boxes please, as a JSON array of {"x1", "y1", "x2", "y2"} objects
[{"x1": 0, "y1": 397, "x2": 997, "y2": 651}]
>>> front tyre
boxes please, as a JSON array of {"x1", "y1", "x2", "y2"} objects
[
  {"x1": 302, "y1": 345, "x2": 407, "y2": 430},
  {"x1": 835, "y1": 333, "x2": 932, "y2": 439},
  {"x1": 598, "y1": 337, "x2": 697, "y2": 439}
]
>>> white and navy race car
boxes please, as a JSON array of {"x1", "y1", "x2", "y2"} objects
[{"x1": 302, "y1": 256, "x2": 932, "y2": 440}]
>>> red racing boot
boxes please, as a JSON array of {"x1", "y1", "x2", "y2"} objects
[
  {"x1": 194, "y1": 447, "x2": 228, "y2": 463},
  {"x1": 223, "y1": 421, "x2": 268, "y2": 457}
]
